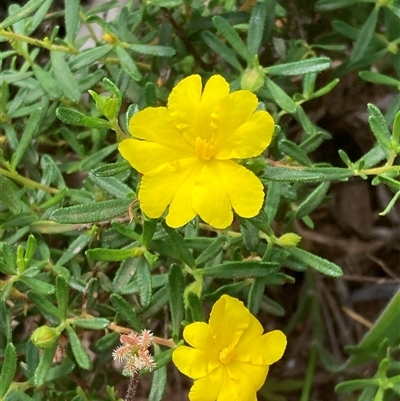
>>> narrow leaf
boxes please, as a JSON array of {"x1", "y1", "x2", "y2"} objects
[
  {"x1": 73, "y1": 318, "x2": 110, "y2": 330},
  {"x1": 212, "y1": 16, "x2": 253, "y2": 63},
  {"x1": 51, "y1": 51, "x2": 81, "y2": 102},
  {"x1": 265, "y1": 77, "x2": 297, "y2": 113},
  {"x1": 116, "y1": 46, "x2": 142, "y2": 81},
  {"x1": 200, "y1": 261, "x2": 279, "y2": 279},
  {"x1": 11, "y1": 107, "x2": 42, "y2": 169},
  {"x1": 66, "y1": 325, "x2": 90, "y2": 369},
  {"x1": 266, "y1": 57, "x2": 331, "y2": 76},
  {"x1": 351, "y1": 6, "x2": 379, "y2": 63},
  {"x1": 162, "y1": 223, "x2": 196, "y2": 268},
  {"x1": 288, "y1": 247, "x2": 343, "y2": 277},
  {"x1": 247, "y1": 1, "x2": 268, "y2": 56},
  {"x1": 201, "y1": 31, "x2": 243, "y2": 71},
  {"x1": 0, "y1": 342, "x2": 17, "y2": 398},
  {"x1": 110, "y1": 294, "x2": 142, "y2": 331},
  {"x1": 0, "y1": 0, "x2": 46, "y2": 29},
  {"x1": 64, "y1": 0, "x2": 80, "y2": 44},
  {"x1": 168, "y1": 264, "x2": 185, "y2": 338},
  {"x1": 51, "y1": 198, "x2": 131, "y2": 224},
  {"x1": 56, "y1": 276, "x2": 69, "y2": 321}
]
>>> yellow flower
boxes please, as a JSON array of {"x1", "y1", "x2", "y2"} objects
[
  {"x1": 172, "y1": 295, "x2": 287, "y2": 401},
  {"x1": 119, "y1": 75, "x2": 275, "y2": 229}
]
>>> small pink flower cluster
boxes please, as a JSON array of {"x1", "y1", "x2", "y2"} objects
[{"x1": 112, "y1": 329, "x2": 156, "y2": 377}]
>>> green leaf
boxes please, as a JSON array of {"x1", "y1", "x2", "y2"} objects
[
  {"x1": 27, "y1": 292, "x2": 60, "y2": 322},
  {"x1": 56, "y1": 107, "x2": 111, "y2": 129},
  {"x1": 69, "y1": 45, "x2": 113, "y2": 70},
  {"x1": 367, "y1": 103, "x2": 391, "y2": 149},
  {"x1": 335, "y1": 379, "x2": 377, "y2": 393},
  {"x1": 56, "y1": 276, "x2": 69, "y2": 321},
  {"x1": 137, "y1": 255, "x2": 152, "y2": 307},
  {"x1": 201, "y1": 31, "x2": 243, "y2": 71},
  {"x1": 359, "y1": 71, "x2": 400, "y2": 88},
  {"x1": 0, "y1": 302, "x2": 12, "y2": 341},
  {"x1": 162, "y1": 223, "x2": 196, "y2": 268},
  {"x1": 64, "y1": 0, "x2": 80, "y2": 44},
  {"x1": 147, "y1": 0, "x2": 182, "y2": 7},
  {"x1": 212, "y1": 16, "x2": 253, "y2": 63},
  {"x1": 110, "y1": 294, "x2": 142, "y2": 331},
  {"x1": 288, "y1": 247, "x2": 343, "y2": 277},
  {"x1": 265, "y1": 77, "x2": 297, "y2": 113},
  {"x1": 11, "y1": 107, "x2": 42, "y2": 169},
  {"x1": 56, "y1": 233, "x2": 92, "y2": 266},
  {"x1": 148, "y1": 352, "x2": 167, "y2": 401},
  {"x1": 200, "y1": 261, "x2": 279, "y2": 279},
  {"x1": 93, "y1": 331, "x2": 119, "y2": 352},
  {"x1": 142, "y1": 218, "x2": 158, "y2": 248},
  {"x1": 168, "y1": 264, "x2": 185, "y2": 339},
  {"x1": 115, "y1": 46, "x2": 142, "y2": 82},
  {"x1": 51, "y1": 51, "x2": 81, "y2": 102},
  {"x1": 128, "y1": 44, "x2": 175, "y2": 57},
  {"x1": 195, "y1": 235, "x2": 229, "y2": 266},
  {"x1": 86, "y1": 247, "x2": 141, "y2": 261},
  {"x1": 262, "y1": 165, "x2": 353, "y2": 183},
  {"x1": 239, "y1": 220, "x2": 259, "y2": 252},
  {"x1": 0, "y1": 0, "x2": 46, "y2": 29},
  {"x1": 91, "y1": 161, "x2": 130, "y2": 177},
  {"x1": 266, "y1": 57, "x2": 331, "y2": 76},
  {"x1": 351, "y1": 289, "x2": 400, "y2": 365},
  {"x1": 0, "y1": 342, "x2": 17, "y2": 398},
  {"x1": 315, "y1": 0, "x2": 359, "y2": 11},
  {"x1": 0, "y1": 176, "x2": 25, "y2": 215},
  {"x1": 264, "y1": 181, "x2": 281, "y2": 224},
  {"x1": 51, "y1": 198, "x2": 131, "y2": 224},
  {"x1": 66, "y1": 325, "x2": 90, "y2": 369},
  {"x1": 278, "y1": 139, "x2": 313, "y2": 166},
  {"x1": 187, "y1": 292, "x2": 205, "y2": 322},
  {"x1": 73, "y1": 318, "x2": 110, "y2": 330},
  {"x1": 295, "y1": 182, "x2": 330, "y2": 219},
  {"x1": 88, "y1": 172, "x2": 133, "y2": 198},
  {"x1": 247, "y1": 1, "x2": 268, "y2": 56},
  {"x1": 351, "y1": 6, "x2": 379, "y2": 63},
  {"x1": 34, "y1": 343, "x2": 58, "y2": 386},
  {"x1": 307, "y1": 78, "x2": 339, "y2": 100},
  {"x1": 32, "y1": 64, "x2": 62, "y2": 98},
  {"x1": 19, "y1": 277, "x2": 55, "y2": 294}
]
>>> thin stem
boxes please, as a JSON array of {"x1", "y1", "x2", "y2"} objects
[
  {"x1": 0, "y1": 29, "x2": 77, "y2": 54},
  {"x1": 125, "y1": 373, "x2": 139, "y2": 401},
  {"x1": 106, "y1": 322, "x2": 175, "y2": 348},
  {"x1": 0, "y1": 167, "x2": 59, "y2": 194}
]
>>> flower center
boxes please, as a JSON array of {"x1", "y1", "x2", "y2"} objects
[
  {"x1": 195, "y1": 137, "x2": 215, "y2": 160},
  {"x1": 219, "y1": 344, "x2": 235, "y2": 364}
]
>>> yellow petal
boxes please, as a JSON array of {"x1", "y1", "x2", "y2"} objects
[
  {"x1": 183, "y1": 322, "x2": 219, "y2": 357},
  {"x1": 188, "y1": 365, "x2": 224, "y2": 401},
  {"x1": 235, "y1": 330, "x2": 287, "y2": 366},
  {"x1": 213, "y1": 93, "x2": 275, "y2": 159},
  {"x1": 167, "y1": 75, "x2": 202, "y2": 143},
  {"x1": 119, "y1": 138, "x2": 194, "y2": 174},
  {"x1": 193, "y1": 160, "x2": 264, "y2": 228},
  {"x1": 172, "y1": 345, "x2": 220, "y2": 379},
  {"x1": 226, "y1": 360, "x2": 267, "y2": 398},
  {"x1": 128, "y1": 107, "x2": 192, "y2": 150},
  {"x1": 209, "y1": 295, "x2": 249, "y2": 350},
  {"x1": 168, "y1": 75, "x2": 230, "y2": 145},
  {"x1": 138, "y1": 158, "x2": 201, "y2": 220},
  {"x1": 192, "y1": 162, "x2": 233, "y2": 229},
  {"x1": 195, "y1": 75, "x2": 230, "y2": 142},
  {"x1": 236, "y1": 311, "x2": 264, "y2": 346},
  {"x1": 165, "y1": 162, "x2": 200, "y2": 227}
]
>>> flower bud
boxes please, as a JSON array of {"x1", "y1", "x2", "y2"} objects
[
  {"x1": 241, "y1": 67, "x2": 265, "y2": 92},
  {"x1": 31, "y1": 326, "x2": 60, "y2": 349},
  {"x1": 102, "y1": 33, "x2": 117, "y2": 44},
  {"x1": 276, "y1": 233, "x2": 301, "y2": 248}
]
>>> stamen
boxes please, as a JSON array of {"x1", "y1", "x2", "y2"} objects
[{"x1": 195, "y1": 137, "x2": 215, "y2": 160}]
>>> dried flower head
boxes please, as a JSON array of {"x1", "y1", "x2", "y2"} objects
[{"x1": 113, "y1": 330, "x2": 156, "y2": 377}]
